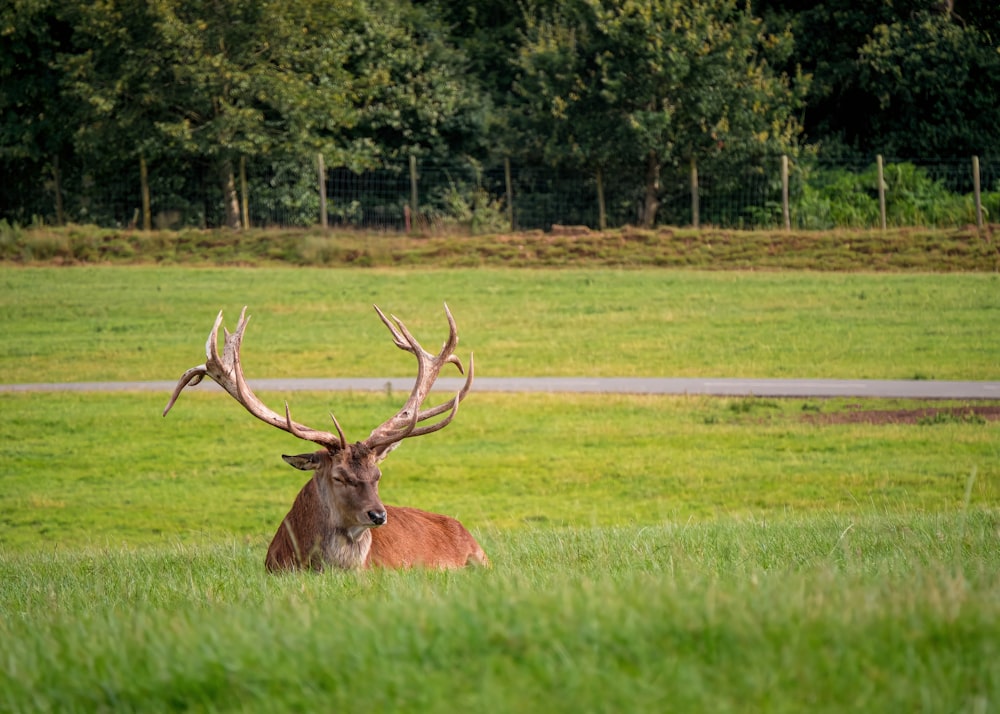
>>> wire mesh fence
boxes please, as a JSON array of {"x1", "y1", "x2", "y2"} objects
[{"x1": 1, "y1": 153, "x2": 996, "y2": 232}]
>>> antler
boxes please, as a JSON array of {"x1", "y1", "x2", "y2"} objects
[
  {"x1": 364, "y1": 303, "x2": 474, "y2": 453},
  {"x1": 162, "y1": 307, "x2": 346, "y2": 450}
]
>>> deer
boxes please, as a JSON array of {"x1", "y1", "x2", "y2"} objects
[{"x1": 163, "y1": 304, "x2": 488, "y2": 572}]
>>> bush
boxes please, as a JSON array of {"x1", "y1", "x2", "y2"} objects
[{"x1": 793, "y1": 161, "x2": 986, "y2": 229}]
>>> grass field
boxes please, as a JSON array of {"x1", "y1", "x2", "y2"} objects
[
  {"x1": 1, "y1": 266, "x2": 998, "y2": 382},
  {"x1": 1, "y1": 260, "x2": 998, "y2": 711},
  {"x1": 1, "y1": 513, "x2": 998, "y2": 712},
  {"x1": 2, "y1": 390, "x2": 998, "y2": 552}
]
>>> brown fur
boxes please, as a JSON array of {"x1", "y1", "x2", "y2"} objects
[
  {"x1": 264, "y1": 449, "x2": 487, "y2": 572},
  {"x1": 265, "y1": 477, "x2": 376, "y2": 572},
  {"x1": 369, "y1": 506, "x2": 489, "y2": 569}
]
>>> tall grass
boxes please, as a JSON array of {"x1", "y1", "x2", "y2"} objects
[
  {"x1": 3, "y1": 223, "x2": 998, "y2": 271},
  {"x1": 2, "y1": 513, "x2": 998, "y2": 712}
]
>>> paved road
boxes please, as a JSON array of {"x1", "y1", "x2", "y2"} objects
[{"x1": 3, "y1": 377, "x2": 999, "y2": 399}]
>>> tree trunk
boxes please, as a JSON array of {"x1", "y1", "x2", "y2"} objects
[
  {"x1": 641, "y1": 151, "x2": 661, "y2": 228},
  {"x1": 220, "y1": 158, "x2": 242, "y2": 229}
]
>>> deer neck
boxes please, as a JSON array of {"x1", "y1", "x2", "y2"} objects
[
  {"x1": 323, "y1": 526, "x2": 373, "y2": 570},
  {"x1": 313, "y1": 475, "x2": 374, "y2": 570}
]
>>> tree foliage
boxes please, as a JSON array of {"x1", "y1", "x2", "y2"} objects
[
  {"x1": 0, "y1": 0, "x2": 483, "y2": 227},
  {"x1": 759, "y1": 0, "x2": 1000, "y2": 159},
  {"x1": 512, "y1": 0, "x2": 807, "y2": 225},
  {"x1": 1, "y1": 0, "x2": 997, "y2": 228},
  {"x1": 60, "y1": 0, "x2": 367, "y2": 227},
  {"x1": 341, "y1": 0, "x2": 487, "y2": 163},
  {"x1": 858, "y1": 10, "x2": 1000, "y2": 157}
]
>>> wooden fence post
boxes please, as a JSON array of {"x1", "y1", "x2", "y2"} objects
[
  {"x1": 139, "y1": 155, "x2": 151, "y2": 231},
  {"x1": 504, "y1": 157, "x2": 514, "y2": 231},
  {"x1": 409, "y1": 154, "x2": 419, "y2": 219},
  {"x1": 52, "y1": 155, "x2": 65, "y2": 226},
  {"x1": 972, "y1": 156, "x2": 983, "y2": 230},
  {"x1": 596, "y1": 167, "x2": 606, "y2": 231},
  {"x1": 877, "y1": 154, "x2": 887, "y2": 230},
  {"x1": 690, "y1": 157, "x2": 699, "y2": 229},
  {"x1": 239, "y1": 156, "x2": 249, "y2": 230},
  {"x1": 317, "y1": 153, "x2": 327, "y2": 229},
  {"x1": 781, "y1": 154, "x2": 791, "y2": 230}
]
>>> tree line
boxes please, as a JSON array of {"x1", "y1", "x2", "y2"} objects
[{"x1": 2, "y1": 0, "x2": 998, "y2": 229}]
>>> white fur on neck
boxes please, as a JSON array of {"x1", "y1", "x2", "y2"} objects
[
  {"x1": 323, "y1": 526, "x2": 373, "y2": 569},
  {"x1": 312, "y1": 475, "x2": 375, "y2": 570}
]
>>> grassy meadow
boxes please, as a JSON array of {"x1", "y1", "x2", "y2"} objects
[
  {"x1": 2, "y1": 514, "x2": 998, "y2": 712},
  {"x1": 1, "y1": 266, "x2": 998, "y2": 382},
  {"x1": 1, "y1": 262, "x2": 999, "y2": 711}
]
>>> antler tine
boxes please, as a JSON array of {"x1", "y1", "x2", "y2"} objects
[
  {"x1": 403, "y1": 352, "x2": 474, "y2": 439},
  {"x1": 162, "y1": 365, "x2": 206, "y2": 416},
  {"x1": 372, "y1": 354, "x2": 474, "y2": 445},
  {"x1": 373, "y1": 304, "x2": 410, "y2": 351},
  {"x1": 207, "y1": 308, "x2": 229, "y2": 366},
  {"x1": 163, "y1": 309, "x2": 231, "y2": 416},
  {"x1": 163, "y1": 307, "x2": 344, "y2": 450},
  {"x1": 328, "y1": 412, "x2": 348, "y2": 450},
  {"x1": 282, "y1": 403, "x2": 348, "y2": 451},
  {"x1": 373, "y1": 302, "x2": 462, "y2": 364},
  {"x1": 365, "y1": 304, "x2": 473, "y2": 453}
]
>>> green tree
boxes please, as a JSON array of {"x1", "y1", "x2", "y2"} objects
[
  {"x1": 342, "y1": 0, "x2": 487, "y2": 163},
  {"x1": 6, "y1": 0, "x2": 485, "y2": 228},
  {"x1": 0, "y1": 0, "x2": 79, "y2": 222},
  {"x1": 418, "y1": 0, "x2": 541, "y2": 155},
  {"x1": 758, "y1": 0, "x2": 1000, "y2": 159},
  {"x1": 513, "y1": 0, "x2": 806, "y2": 227},
  {"x1": 62, "y1": 0, "x2": 361, "y2": 228},
  {"x1": 858, "y1": 10, "x2": 1000, "y2": 158}
]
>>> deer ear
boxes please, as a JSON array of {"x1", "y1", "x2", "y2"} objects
[
  {"x1": 372, "y1": 441, "x2": 401, "y2": 463},
  {"x1": 282, "y1": 452, "x2": 329, "y2": 471}
]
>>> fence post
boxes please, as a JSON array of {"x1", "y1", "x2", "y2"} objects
[
  {"x1": 690, "y1": 157, "x2": 699, "y2": 229},
  {"x1": 596, "y1": 167, "x2": 607, "y2": 231},
  {"x1": 409, "y1": 154, "x2": 419, "y2": 218},
  {"x1": 317, "y1": 153, "x2": 327, "y2": 229},
  {"x1": 52, "y1": 155, "x2": 65, "y2": 226},
  {"x1": 781, "y1": 155, "x2": 791, "y2": 231},
  {"x1": 239, "y1": 156, "x2": 249, "y2": 230},
  {"x1": 139, "y1": 155, "x2": 151, "y2": 231},
  {"x1": 972, "y1": 156, "x2": 983, "y2": 230},
  {"x1": 877, "y1": 154, "x2": 887, "y2": 230},
  {"x1": 504, "y1": 157, "x2": 515, "y2": 231}
]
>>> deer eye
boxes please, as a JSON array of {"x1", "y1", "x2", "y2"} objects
[{"x1": 331, "y1": 471, "x2": 353, "y2": 485}]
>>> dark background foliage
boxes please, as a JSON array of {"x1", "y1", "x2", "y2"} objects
[{"x1": 2, "y1": 0, "x2": 997, "y2": 228}]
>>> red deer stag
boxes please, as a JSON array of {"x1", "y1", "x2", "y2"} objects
[{"x1": 163, "y1": 304, "x2": 487, "y2": 572}]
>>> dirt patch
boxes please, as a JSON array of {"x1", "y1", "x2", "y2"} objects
[{"x1": 805, "y1": 405, "x2": 1000, "y2": 425}]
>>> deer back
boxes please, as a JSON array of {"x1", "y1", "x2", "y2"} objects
[{"x1": 368, "y1": 505, "x2": 489, "y2": 569}]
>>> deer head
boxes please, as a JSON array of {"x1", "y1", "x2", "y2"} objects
[{"x1": 163, "y1": 304, "x2": 475, "y2": 570}]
